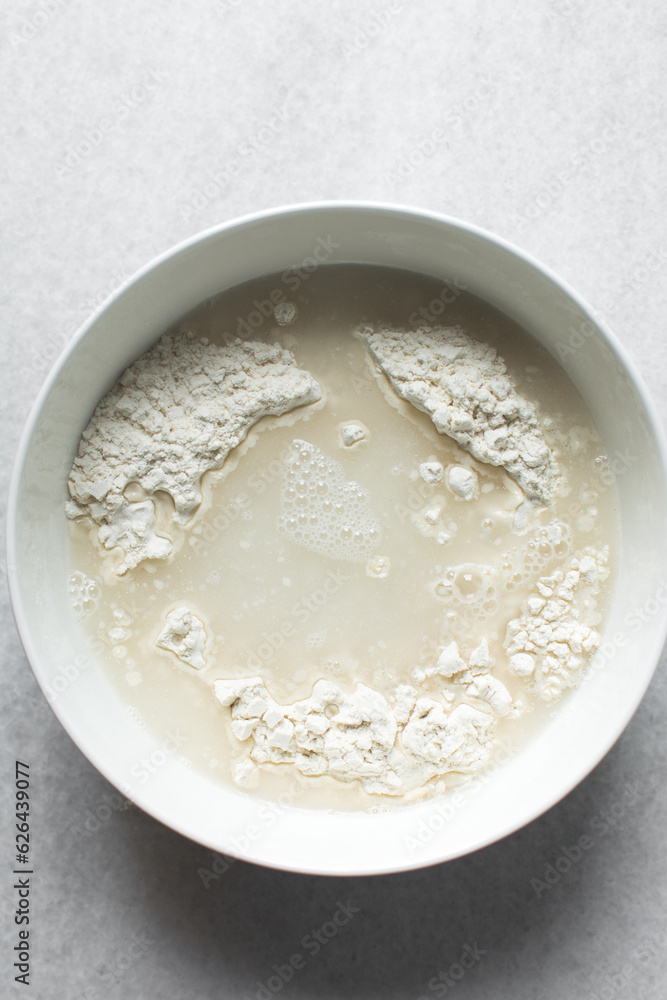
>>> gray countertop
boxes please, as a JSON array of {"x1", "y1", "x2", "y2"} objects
[{"x1": 2, "y1": 2, "x2": 667, "y2": 997}]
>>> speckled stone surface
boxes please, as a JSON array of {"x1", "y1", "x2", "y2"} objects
[{"x1": 2, "y1": 2, "x2": 667, "y2": 997}]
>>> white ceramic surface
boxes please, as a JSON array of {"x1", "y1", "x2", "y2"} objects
[{"x1": 8, "y1": 202, "x2": 667, "y2": 875}]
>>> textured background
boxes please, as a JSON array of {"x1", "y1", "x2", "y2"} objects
[{"x1": 2, "y1": 2, "x2": 667, "y2": 998}]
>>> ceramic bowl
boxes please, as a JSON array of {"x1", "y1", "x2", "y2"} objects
[{"x1": 8, "y1": 203, "x2": 667, "y2": 874}]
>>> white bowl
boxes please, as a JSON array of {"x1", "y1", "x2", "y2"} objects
[{"x1": 8, "y1": 202, "x2": 667, "y2": 875}]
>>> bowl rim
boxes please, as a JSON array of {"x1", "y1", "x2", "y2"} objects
[{"x1": 7, "y1": 199, "x2": 667, "y2": 875}]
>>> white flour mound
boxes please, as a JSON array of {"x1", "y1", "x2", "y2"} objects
[
  {"x1": 214, "y1": 646, "x2": 503, "y2": 795},
  {"x1": 214, "y1": 545, "x2": 608, "y2": 795},
  {"x1": 156, "y1": 607, "x2": 208, "y2": 671},
  {"x1": 357, "y1": 324, "x2": 559, "y2": 504},
  {"x1": 66, "y1": 332, "x2": 322, "y2": 574},
  {"x1": 504, "y1": 548, "x2": 608, "y2": 702}
]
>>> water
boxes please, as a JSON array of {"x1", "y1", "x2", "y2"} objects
[{"x1": 68, "y1": 264, "x2": 618, "y2": 809}]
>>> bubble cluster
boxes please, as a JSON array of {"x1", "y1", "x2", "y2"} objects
[
  {"x1": 499, "y1": 519, "x2": 572, "y2": 592},
  {"x1": 433, "y1": 520, "x2": 572, "y2": 625},
  {"x1": 306, "y1": 630, "x2": 326, "y2": 649},
  {"x1": 68, "y1": 571, "x2": 100, "y2": 617},
  {"x1": 434, "y1": 563, "x2": 498, "y2": 618},
  {"x1": 322, "y1": 657, "x2": 345, "y2": 676},
  {"x1": 277, "y1": 439, "x2": 382, "y2": 562}
]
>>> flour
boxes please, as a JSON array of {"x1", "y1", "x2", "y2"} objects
[
  {"x1": 214, "y1": 542, "x2": 608, "y2": 791},
  {"x1": 413, "y1": 639, "x2": 516, "y2": 718},
  {"x1": 433, "y1": 519, "x2": 573, "y2": 627},
  {"x1": 339, "y1": 421, "x2": 368, "y2": 447},
  {"x1": 214, "y1": 670, "x2": 499, "y2": 795},
  {"x1": 447, "y1": 465, "x2": 478, "y2": 501},
  {"x1": 366, "y1": 555, "x2": 391, "y2": 579},
  {"x1": 419, "y1": 461, "x2": 444, "y2": 484},
  {"x1": 156, "y1": 607, "x2": 208, "y2": 670},
  {"x1": 358, "y1": 325, "x2": 559, "y2": 504},
  {"x1": 213, "y1": 637, "x2": 522, "y2": 795},
  {"x1": 66, "y1": 332, "x2": 322, "y2": 573},
  {"x1": 504, "y1": 548, "x2": 608, "y2": 701},
  {"x1": 274, "y1": 302, "x2": 298, "y2": 326},
  {"x1": 67, "y1": 264, "x2": 617, "y2": 810},
  {"x1": 209, "y1": 538, "x2": 606, "y2": 799}
]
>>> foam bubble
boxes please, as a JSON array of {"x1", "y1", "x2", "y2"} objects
[
  {"x1": 499, "y1": 519, "x2": 572, "y2": 589},
  {"x1": 306, "y1": 630, "x2": 326, "y2": 649},
  {"x1": 434, "y1": 563, "x2": 497, "y2": 618},
  {"x1": 68, "y1": 571, "x2": 100, "y2": 617},
  {"x1": 277, "y1": 439, "x2": 381, "y2": 562},
  {"x1": 434, "y1": 519, "x2": 572, "y2": 628}
]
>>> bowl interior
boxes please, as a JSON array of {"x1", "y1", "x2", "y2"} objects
[{"x1": 9, "y1": 204, "x2": 667, "y2": 874}]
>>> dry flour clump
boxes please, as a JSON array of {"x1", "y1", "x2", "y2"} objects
[
  {"x1": 504, "y1": 548, "x2": 608, "y2": 701},
  {"x1": 357, "y1": 325, "x2": 559, "y2": 504},
  {"x1": 414, "y1": 638, "x2": 517, "y2": 718},
  {"x1": 156, "y1": 607, "x2": 208, "y2": 671},
  {"x1": 66, "y1": 332, "x2": 322, "y2": 574},
  {"x1": 214, "y1": 646, "x2": 505, "y2": 796},
  {"x1": 447, "y1": 465, "x2": 478, "y2": 501},
  {"x1": 339, "y1": 421, "x2": 368, "y2": 447},
  {"x1": 419, "y1": 461, "x2": 444, "y2": 484}
]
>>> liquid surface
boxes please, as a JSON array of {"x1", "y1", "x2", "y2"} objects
[{"x1": 68, "y1": 265, "x2": 618, "y2": 809}]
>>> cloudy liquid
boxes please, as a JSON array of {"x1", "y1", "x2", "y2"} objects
[{"x1": 68, "y1": 265, "x2": 619, "y2": 810}]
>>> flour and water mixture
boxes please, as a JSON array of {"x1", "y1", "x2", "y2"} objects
[{"x1": 67, "y1": 265, "x2": 617, "y2": 809}]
